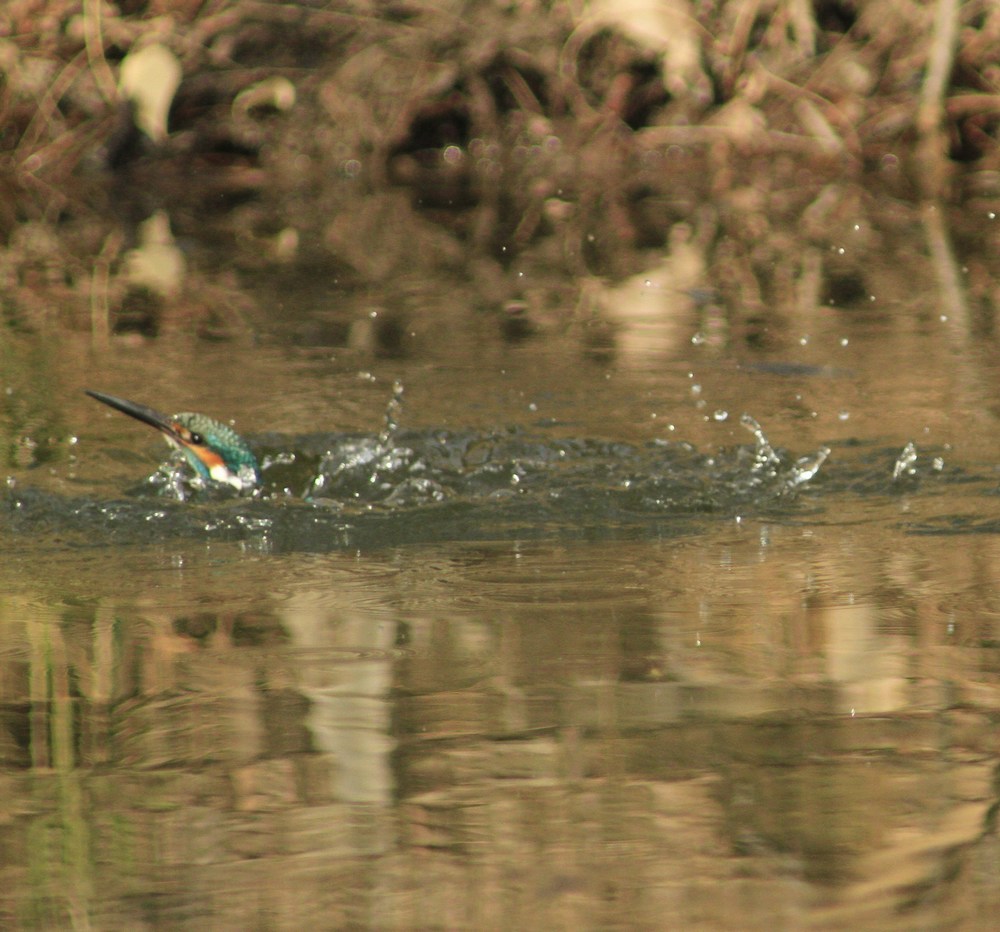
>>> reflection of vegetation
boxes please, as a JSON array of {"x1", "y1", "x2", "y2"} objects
[
  {"x1": 1, "y1": 1, "x2": 996, "y2": 339},
  {"x1": 0, "y1": 336, "x2": 66, "y2": 470},
  {"x1": 18, "y1": 611, "x2": 95, "y2": 927}
]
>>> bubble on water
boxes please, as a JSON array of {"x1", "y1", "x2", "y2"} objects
[
  {"x1": 691, "y1": 384, "x2": 702, "y2": 396},
  {"x1": 713, "y1": 410, "x2": 728, "y2": 421}
]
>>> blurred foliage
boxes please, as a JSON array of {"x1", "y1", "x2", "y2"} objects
[{"x1": 0, "y1": 0, "x2": 999, "y2": 341}]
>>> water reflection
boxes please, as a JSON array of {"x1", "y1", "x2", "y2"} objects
[
  {"x1": 2, "y1": 210, "x2": 1000, "y2": 925},
  {"x1": 1, "y1": 517, "x2": 997, "y2": 928}
]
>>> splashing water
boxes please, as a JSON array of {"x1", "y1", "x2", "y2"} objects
[
  {"x1": 309, "y1": 380, "x2": 418, "y2": 503},
  {"x1": 740, "y1": 414, "x2": 783, "y2": 477},
  {"x1": 6, "y1": 401, "x2": 860, "y2": 552},
  {"x1": 787, "y1": 446, "x2": 831, "y2": 486},
  {"x1": 378, "y1": 380, "x2": 406, "y2": 447},
  {"x1": 892, "y1": 441, "x2": 918, "y2": 480}
]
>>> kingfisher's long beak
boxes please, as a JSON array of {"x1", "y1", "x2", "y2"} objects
[
  {"x1": 86, "y1": 389, "x2": 186, "y2": 445},
  {"x1": 86, "y1": 388, "x2": 255, "y2": 490}
]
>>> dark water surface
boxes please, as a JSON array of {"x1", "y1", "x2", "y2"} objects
[{"x1": 2, "y1": 245, "x2": 1000, "y2": 929}]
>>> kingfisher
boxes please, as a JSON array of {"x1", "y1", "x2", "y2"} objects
[{"x1": 85, "y1": 389, "x2": 260, "y2": 491}]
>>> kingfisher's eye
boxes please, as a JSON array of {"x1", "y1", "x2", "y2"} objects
[{"x1": 189, "y1": 432, "x2": 204, "y2": 445}]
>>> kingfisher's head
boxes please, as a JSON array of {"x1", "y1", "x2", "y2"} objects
[{"x1": 86, "y1": 389, "x2": 260, "y2": 491}]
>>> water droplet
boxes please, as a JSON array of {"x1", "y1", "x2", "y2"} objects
[
  {"x1": 839, "y1": 337, "x2": 849, "y2": 347},
  {"x1": 939, "y1": 314, "x2": 948, "y2": 322},
  {"x1": 932, "y1": 457, "x2": 944, "y2": 471},
  {"x1": 799, "y1": 335, "x2": 809, "y2": 345},
  {"x1": 838, "y1": 410, "x2": 850, "y2": 421},
  {"x1": 691, "y1": 384, "x2": 702, "y2": 396},
  {"x1": 713, "y1": 410, "x2": 728, "y2": 421}
]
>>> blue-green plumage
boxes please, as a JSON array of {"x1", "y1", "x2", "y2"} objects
[{"x1": 86, "y1": 390, "x2": 260, "y2": 491}]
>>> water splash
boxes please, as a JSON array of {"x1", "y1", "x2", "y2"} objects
[
  {"x1": 378, "y1": 380, "x2": 405, "y2": 448},
  {"x1": 787, "y1": 446, "x2": 831, "y2": 487},
  {"x1": 10, "y1": 406, "x2": 916, "y2": 552},
  {"x1": 892, "y1": 442, "x2": 917, "y2": 480},
  {"x1": 740, "y1": 414, "x2": 782, "y2": 477}
]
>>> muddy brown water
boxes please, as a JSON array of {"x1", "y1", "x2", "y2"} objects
[{"x1": 2, "y1": 228, "x2": 1000, "y2": 929}]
